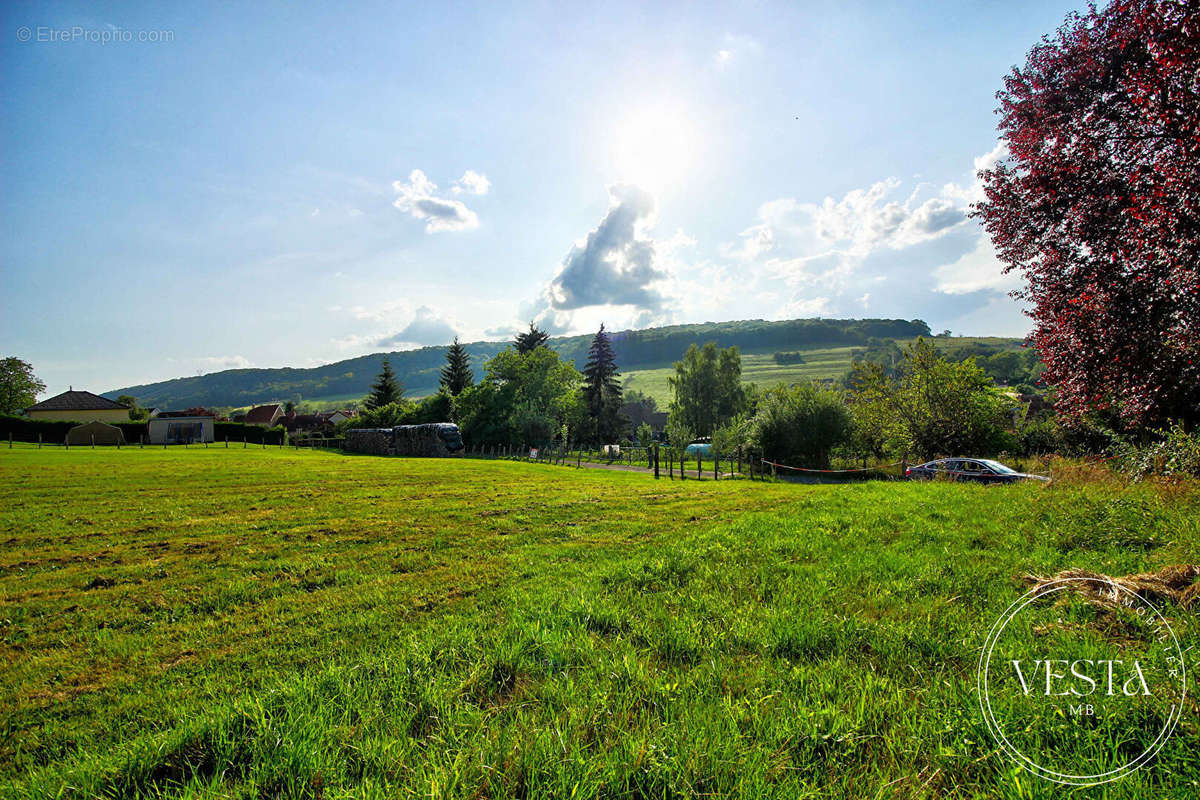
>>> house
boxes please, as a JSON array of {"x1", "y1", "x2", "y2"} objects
[
  {"x1": 621, "y1": 401, "x2": 668, "y2": 436},
  {"x1": 325, "y1": 410, "x2": 355, "y2": 425},
  {"x1": 25, "y1": 390, "x2": 132, "y2": 423},
  {"x1": 148, "y1": 414, "x2": 215, "y2": 444},
  {"x1": 243, "y1": 403, "x2": 284, "y2": 427}
]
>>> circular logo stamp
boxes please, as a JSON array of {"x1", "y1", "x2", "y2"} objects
[{"x1": 978, "y1": 577, "x2": 1186, "y2": 786}]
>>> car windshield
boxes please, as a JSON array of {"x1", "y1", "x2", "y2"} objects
[{"x1": 979, "y1": 459, "x2": 1018, "y2": 474}]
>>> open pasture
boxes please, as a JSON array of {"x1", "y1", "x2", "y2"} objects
[{"x1": 1, "y1": 446, "x2": 1197, "y2": 798}]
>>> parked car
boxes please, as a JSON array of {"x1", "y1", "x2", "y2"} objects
[{"x1": 905, "y1": 458, "x2": 1049, "y2": 484}]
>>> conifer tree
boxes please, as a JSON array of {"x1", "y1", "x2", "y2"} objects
[
  {"x1": 582, "y1": 324, "x2": 626, "y2": 443},
  {"x1": 513, "y1": 321, "x2": 550, "y2": 354},
  {"x1": 364, "y1": 357, "x2": 403, "y2": 409},
  {"x1": 439, "y1": 337, "x2": 474, "y2": 396}
]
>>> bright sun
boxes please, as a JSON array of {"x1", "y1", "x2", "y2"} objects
[{"x1": 610, "y1": 106, "x2": 699, "y2": 192}]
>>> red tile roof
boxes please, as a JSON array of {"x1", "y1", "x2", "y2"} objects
[
  {"x1": 243, "y1": 403, "x2": 283, "y2": 424},
  {"x1": 27, "y1": 390, "x2": 129, "y2": 412}
]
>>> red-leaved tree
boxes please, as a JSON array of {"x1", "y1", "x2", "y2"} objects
[{"x1": 973, "y1": 0, "x2": 1200, "y2": 430}]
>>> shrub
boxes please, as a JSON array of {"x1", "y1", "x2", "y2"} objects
[
  {"x1": 213, "y1": 422, "x2": 286, "y2": 444},
  {"x1": 747, "y1": 383, "x2": 852, "y2": 468},
  {"x1": 635, "y1": 422, "x2": 654, "y2": 449},
  {"x1": 1111, "y1": 422, "x2": 1200, "y2": 479}
]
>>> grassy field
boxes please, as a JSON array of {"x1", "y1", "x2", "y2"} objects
[
  {"x1": 621, "y1": 338, "x2": 1022, "y2": 406},
  {"x1": 1, "y1": 446, "x2": 1197, "y2": 798}
]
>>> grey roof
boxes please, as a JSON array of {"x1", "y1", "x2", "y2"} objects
[{"x1": 27, "y1": 390, "x2": 129, "y2": 412}]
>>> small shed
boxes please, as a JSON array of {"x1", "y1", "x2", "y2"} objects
[
  {"x1": 148, "y1": 416, "x2": 215, "y2": 444},
  {"x1": 66, "y1": 421, "x2": 127, "y2": 446}
]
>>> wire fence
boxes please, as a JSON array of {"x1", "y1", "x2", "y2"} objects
[
  {"x1": 456, "y1": 442, "x2": 784, "y2": 481},
  {"x1": 5, "y1": 431, "x2": 908, "y2": 484}
]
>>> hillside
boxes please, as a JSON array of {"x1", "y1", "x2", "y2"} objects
[{"x1": 104, "y1": 317, "x2": 1023, "y2": 410}]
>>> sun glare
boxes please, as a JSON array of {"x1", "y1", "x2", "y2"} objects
[{"x1": 611, "y1": 106, "x2": 699, "y2": 192}]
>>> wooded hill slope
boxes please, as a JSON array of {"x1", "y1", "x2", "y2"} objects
[{"x1": 104, "y1": 318, "x2": 1021, "y2": 409}]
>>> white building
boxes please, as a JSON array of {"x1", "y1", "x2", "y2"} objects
[{"x1": 148, "y1": 416, "x2": 215, "y2": 444}]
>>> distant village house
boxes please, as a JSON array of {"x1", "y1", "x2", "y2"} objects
[
  {"x1": 25, "y1": 390, "x2": 133, "y2": 424},
  {"x1": 243, "y1": 403, "x2": 284, "y2": 427}
]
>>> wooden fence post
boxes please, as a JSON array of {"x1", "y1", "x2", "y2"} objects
[
  {"x1": 38, "y1": 432, "x2": 42, "y2": 449},
  {"x1": 697, "y1": 452, "x2": 701, "y2": 480},
  {"x1": 714, "y1": 453, "x2": 718, "y2": 481},
  {"x1": 653, "y1": 445, "x2": 659, "y2": 479}
]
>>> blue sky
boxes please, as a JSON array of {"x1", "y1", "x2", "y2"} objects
[{"x1": 1, "y1": 0, "x2": 1087, "y2": 397}]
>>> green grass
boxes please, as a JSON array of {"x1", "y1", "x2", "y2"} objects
[{"x1": 1, "y1": 446, "x2": 1197, "y2": 798}]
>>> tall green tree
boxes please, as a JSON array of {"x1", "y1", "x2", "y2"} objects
[
  {"x1": 848, "y1": 338, "x2": 1015, "y2": 459},
  {"x1": 455, "y1": 347, "x2": 583, "y2": 447},
  {"x1": 439, "y1": 337, "x2": 474, "y2": 396},
  {"x1": 513, "y1": 321, "x2": 550, "y2": 355},
  {"x1": 582, "y1": 324, "x2": 626, "y2": 444},
  {"x1": 115, "y1": 394, "x2": 149, "y2": 421},
  {"x1": 667, "y1": 342, "x2": 745, "y2": 436},
  {"x1": 0, "y1": 357, "x2": 46, "y2": 415},
  {"x1": 364, "y1": 358, "x2": 403, "y2": 410}
]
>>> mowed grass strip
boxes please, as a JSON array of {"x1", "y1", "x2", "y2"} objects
[{"x1": 1, "y1": 446, "x2": 1198, "y2": 798}]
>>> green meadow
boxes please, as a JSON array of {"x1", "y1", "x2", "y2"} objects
[
  {"x1": 1, "y1": 446, "x2": 1197, "y2": 798},
  {"x1": 620, "y1": 338, "x2": 1022, "y2": 407}
]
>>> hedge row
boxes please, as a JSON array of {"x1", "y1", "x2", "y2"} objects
[{"x1": 0, "y1": 415, "x2": 286, "y2": 445}]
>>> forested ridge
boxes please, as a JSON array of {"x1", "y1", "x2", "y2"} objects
[{"x1": 105, "y1": 317, "x2": 959, "y2": 408}]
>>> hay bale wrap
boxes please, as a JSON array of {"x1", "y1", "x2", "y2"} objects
[
  {"x1": 343, "y1": 428, "x2": 394, "y2": 455},
  {"x1": 344, "y1": 423, "x2": 464, "y2": 457},
  {"x1": 394, "y1": 423, "x2": 464, "y2": 456}
]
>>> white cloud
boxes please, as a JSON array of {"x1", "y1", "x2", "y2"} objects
[
  {"x1": 714, "y1": 33, "x2": 762, "y2": 69},
  {"x1": 933, "y1": 234, "x2": 1022, "y2": 295},
  {"x1": 165, "y1": 355, "x2": 254, "y2": 373},
  {"x1": 719, "y1": 144, "x2": 1026, "y2": 329},
  {"x1": 942, "y1": 140, "x2": 1009, "y2": 206},
  {"x1": 721, "y1": 223, "x2": 774, "y2": 261},
  {"x1": 512, "y1": 188, "x2": 696, "y2": 337},
  {"x1": 780, "y1": 295, "x2": 830, "y2": 316},
  {"x1": 543, "y1": 184, "x2": 672, "y2": 312},
  {"x1": 392, "y1": 169, "x2": 481, "y2": 233},
  {"x1": 197, "y1": 355, "x2": 252, "y2": 369},
  {"x1": 451, "y1": 170, "x2": 491, "y2": 196},
  {"x1": 377, "y1": 305, "x2": 459, "y2": 348}
]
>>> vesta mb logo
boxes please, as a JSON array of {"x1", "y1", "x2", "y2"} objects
[
  {"x1": 1009, "y1": 659, "x2": 1151, "y2": 698},
  {"x1": 979, "y1": 577, "x2": 1186, "y2": 786}
]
